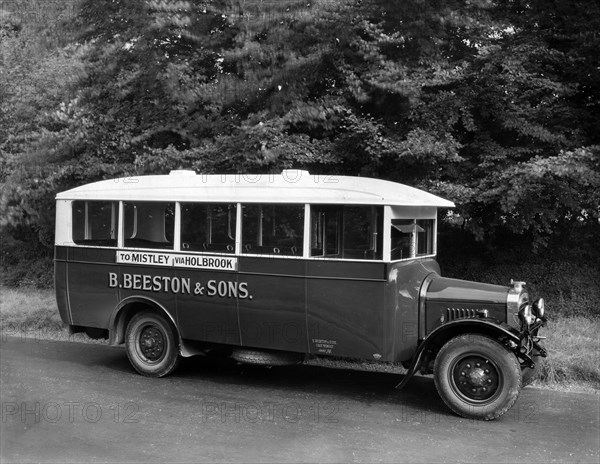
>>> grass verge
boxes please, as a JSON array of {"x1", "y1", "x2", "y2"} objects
[
  {"x1": 0, "y1": 286, "x2": 108, "y2": 344},
  {"x1": 1, "y1": 286, "x2": 598, "y2": 391}
]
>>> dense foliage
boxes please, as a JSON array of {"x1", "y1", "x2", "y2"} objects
[{"x1": 1, "y1": 0, "x2": 599, "y2": 289}]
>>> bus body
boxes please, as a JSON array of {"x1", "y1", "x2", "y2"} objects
[{"x1": 54, "y1": 170, "x2": 547, "y2": 420}]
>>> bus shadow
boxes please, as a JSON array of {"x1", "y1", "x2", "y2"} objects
[
  {"x1": 171, "y1": 354, "x2": 449, "y2": 417},
  {"x1": 19, "y1": 338, "x2": 448, "y2": 418},
  {"x1": 38, "y1": 339, "x2": 449, "y2": 418}
]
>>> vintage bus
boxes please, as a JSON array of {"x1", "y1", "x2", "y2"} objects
[{"x1": 54, "y1": 170, "x2": 547, "y2": 420}]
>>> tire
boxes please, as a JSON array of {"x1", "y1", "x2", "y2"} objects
[
  {"x1": 125, "y1": 311, "x2": 180, "y2": 377},
  {"x1": 232, "y1": 348, "x2": 304, "y2": 366},
  {"x1": 521, "y1": 341, "x2": 545, "y2": 387},
  {"x1": 434, "y1": 334, "x2": 521, "y2": 420}
]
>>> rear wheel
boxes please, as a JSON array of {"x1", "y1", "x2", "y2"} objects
[
  {"x1": 125, "y1": 311, "x2": 180, "y2": 377},
  {"x1": 434, "y1": 334, "x2": 521, "y2": 420}
]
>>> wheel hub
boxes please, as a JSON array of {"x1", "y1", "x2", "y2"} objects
[
  {"x1": 453, "y1": 356, "x2": 500, "y2": 402},
  {"x1": 139, "y1": 326, "x2": 165, "y2": 361},
  {"x1": 468, "y1": 367, "x2": 487, "y2": 386}
]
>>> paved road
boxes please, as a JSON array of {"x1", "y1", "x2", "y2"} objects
[{"x1": 1, "y1": 337, "x2": 598, "y2": 463}]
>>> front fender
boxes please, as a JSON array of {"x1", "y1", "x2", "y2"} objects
[{"x1": 395, "y1": 319, "x2": 519, "y2": 390}]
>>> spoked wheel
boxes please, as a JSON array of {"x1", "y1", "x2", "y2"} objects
[
  {"x1": 125, "y1": 311, "x2": 180, "y2": 377},
  {"x1": 434, "y1": 334, "x2": 521, "y2": 420}
]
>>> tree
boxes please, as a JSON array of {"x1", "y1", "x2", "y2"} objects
[
  {"x1": 1, "y1": 0, "x2": 599, "y2": 287},
  {"x1": 328, "y1": 0, "x2": 600, "y2": 247}
]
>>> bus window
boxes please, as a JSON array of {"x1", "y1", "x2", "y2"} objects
[
  {"x1": 311, "y1": 206, "x2": 341, "y2": 257},
  {"x1": 242, "y1": 204, "x2": 304, "y2": 256},
  {"x1": 181, "y1": 203, "x2": 236, "y2": 253},
  {"x1": 391, "y1": 220, "x2": 416, "y2": 260},
  {"x1": 311, "y1": 206, "x2": 383, "y2": 260},
  {"x1": 416, "y1": 219, "x2": 435, "y2": 256},
  {"x1": 123, "y1": 202, "x2": 174, "y2": 249},
  {"x1": 72, "y1": 201, "x2": 117, "y2": 246},
  {"x1": 391, "y1": 219, "x2": 434, "y2": 260}
]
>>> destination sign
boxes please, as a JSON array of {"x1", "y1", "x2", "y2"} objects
[{"x1": 116, "y1": 251, "x2": 237, "y2": 271}]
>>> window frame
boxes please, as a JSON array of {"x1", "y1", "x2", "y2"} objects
[
  {"x1": 179, "y1": 202, "x2": 237, "y2": 254},
  {"x1": 309, "y1": 204, "x2": 384, "y2": 262},
  {"x1": 387, "y1": 205, "x2": 438, "y2": 262},
  {"x1": 121, "y1": 200, "x2": 176, "y2": 250},
  {"x1": 71, "y1": 200, "x2": 119, "y2": 248},
  {"x1": 240, "y1": 202, "x2": 306, "y2": 258},
  {"x1": 68, "y1": 199, "x2": 435, "y2": 263}
]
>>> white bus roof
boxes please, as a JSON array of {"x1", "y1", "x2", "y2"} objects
[{"x1": 55, "y1": 170, "x2": 455, "y2": 207}]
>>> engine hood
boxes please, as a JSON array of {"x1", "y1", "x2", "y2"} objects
[
  {"x1": 426, "y1": 276, "x2": 509, "y2": 305},
  {"x1": 423, "y1": 276, "x2": 510, "y2": 336}
]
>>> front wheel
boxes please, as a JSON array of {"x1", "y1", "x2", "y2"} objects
[
  {"x1": 125, "y1": 311, "x2": 180, "y2": 377},
  {"x1": 434, "y1": 334, "x2": 521, "y2": 420}
]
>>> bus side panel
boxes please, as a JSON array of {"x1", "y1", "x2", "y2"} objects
[
  {"x1": 67, "y1": 247, "x2": 119, "y2": 329},
  {"x1": 237, "y1": 257, "x2": 307, "y2": 352},
  {"x1": 176, "y1": 268, "x2": 240, "y2": 345},
  {"x1": 306, "y1": 261, "x2": 386, "y2": 359},
  {"x1": 54, "y1": 246, "x2": 71, "y2": 324},
  {"x1": 117, "y1": 264, "x2": 178, "y2": 327}
]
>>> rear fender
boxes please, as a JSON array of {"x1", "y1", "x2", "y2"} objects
[{"x1": 108, "y1": 296, "x2": 201, "y2": 357}]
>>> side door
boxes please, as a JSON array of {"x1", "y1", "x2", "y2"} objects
[
  {"x1": 305, "y1": 205, "x2": 386, "y2": 359},
  {"x1": 236, "y1": 204, "x2": 308, "y2": 352},
  {"x1": 175, "y1": 203, "x2": 241, "y2": 345}
]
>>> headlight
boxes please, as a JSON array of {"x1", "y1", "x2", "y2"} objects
[
  {"x1": 519, "y1": 304, "x2": 535, "y2": 325},
  {"x1": 532, "y1": 298, "x2": 545, "y2": 319}
]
